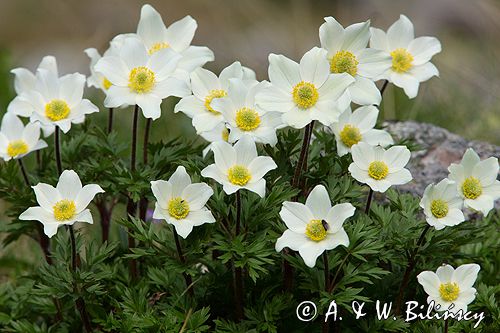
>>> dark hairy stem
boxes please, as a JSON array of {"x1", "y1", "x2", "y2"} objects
[
  {"x1": 395, "y1": 225, "x2": 431, "y2": 315},
  {"x1": 17, "y1": 158, "x2": 30, "y2": 186},
  {"x1": 365, "y1": 188, "x2": 374, "y2": 214},
  {"x1": 379, "y1": 79, "x2": 389, "y2": 96},
  {"x1": 173, "y1": 229, "x2": 194, "y2": 297},
  {"x1": 234, "y1": 191, "x2": 244, "y2": 321},
  {"x1": 322, "y1": 253, "x2": 330, "y2": 333},
  {"x1": 107, "y1": 107, "x2": 114, "y2": 134},
  {"x1": 127, "y1": 105, "x2": 140, "y2": 279},
  {"x1": 54, "y1": 126, "x2": 62, "y2": 175},
  {"x1": 444, "y1": 318, "x2": 449, "y2": 333},
  {"x1": 139, "y1": 118, "x2": 152, "y2": 222}
]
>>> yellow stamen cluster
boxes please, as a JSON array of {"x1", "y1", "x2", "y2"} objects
[
  {"x1": 102, "y1": 77, "x2": 112, "y2": 90},
  {"x1": 368, "y1": 161, "x2": 389, "y2": 180},
  {"x1": 53, "y1": 199, "x2": 76, "y2": 221},
  {"x1": 461, "y1": 176, "x2": 482, "y2": 200},
  {"x1": 430, "y1": 199, "x2": 449, "y2": 218},
  {"x1": 45, "y1": 99, "x2": 70, "y2": 121},
  {"x1": 339, "y1": 124, "x2": 362, "y2": 147},
  {"x1": 330, "y1": 50, "x2": 359, "y2": 76},
  {"x1": 168, "y1": 197, "x2": 190, "y2": 220},
  {"x1": 7, "y1": 140, "x2": 28, "y2": 157},
  {"x1": 228, "y1": 165, "x2": 251, "y2": 186},
  {"x1": 439, "y1": 282, "x2": 460, "y2": 302},
  {"x1": 292, "y1": 81, "x2": 319, "y2": 109},
  {"x1": 148, "y1": 42, "x2": 170, "y2": 55},
  {"x1": 390, "y1": 48, "x2": 414, "y2": 73},
  {"x1": 204, "y1": 90, "x2": 227, "y2": 114},
  {"x1": 128, "y1": 66, "x2": 156, "y2": 94},
  {"x1": 305, "y1": 219, "x2": 328, "y2": 242},
  {"x1": 235, "y1": 107, "x2": 261, "y2": 131}
]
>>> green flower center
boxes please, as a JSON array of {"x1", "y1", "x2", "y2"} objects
[
  {"x1": 45, "y1": 99, "x2": 70, "y2": 121},
  {"x1": 53, "y1": 199, "x2": 76, "y2": 221},
  {"x1": 305, "y1": 219, "x2": 328, "y2": 242},
  {"x1": 430, "y1": 199, "x2": 449, "y2": 218},
  {"x1": 461, "y1": 176, "x2": 482, "y2": 200},
  {"x1": 228, "y1": 165, "x2": 251, "y2": 186},
  {"x1": 168, "y1": 197, "x2": 190, "y2": 220}
]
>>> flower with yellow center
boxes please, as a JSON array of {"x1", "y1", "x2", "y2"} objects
[
  {"x1": 318, "y1": 17, "x2": 392, "y2": 106},
  {"x1": 349, "y1": 142, "x2": 412, "y2": 193},
  {"x1": 417, "y1": 264, "x2": 480, "y2": 314},
  {"x1": 151, "y1": 166, "x2": 215, "y2": 239},
  {"x1": 0, "y1": 113, "x2": 47, "y2": 162},
  {"x1": 331, "y1": 106, "x2": 393, "y2": 156},
  {"x1": 201, "y1": 135, "x2": 277, "y2": 198},
  {"x1": 420, "y1": 179, "x2": 465, "y2": 230},
  {"x1": 276, "y1": 185, "x2": 355, "y2": 268},
  {"x1": 235, "y1": 107, "x2": 261, "y2": 131},
  {"x1": 204, "y1": 89, "x2": 227, "y2": 114},
  {"x1": 128, "y1": 66, "x2": 156, "y2": 94},
  {"x1": 255, "y1": 47, "x2": 354, "y2": 129},
  {"x1": 19, "y1": 170, "x2": 104, "y2": 238},
  {"x1": 370, "y1": 15, "x2": 442, "y2": 99},
  {"x1": 45, "y1": 99, "x2": 71, "y2": 121},
  {"x1": 448, "y1": 148, "x2": 500, "y2": 216},
  {"x1": 85, "y1": 46, "x2": 120, "y2": 93}
]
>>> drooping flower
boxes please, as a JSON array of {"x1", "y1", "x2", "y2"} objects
[
  {"x1": 370, "y1": 15, "x2": 441, "y2": 98},
  {"x1": 211, "y1": 79, "x2": 283, "y2": 146},
  {"x1": 447, "y1": 148, "x2": 500, "y2": 215},
  {"x1": 275, "y1": 185, "x2": 355, "y2": 268},
  {"x1": 174, "y1": 62, "x2": 256, "y2": 133},
  {"x1": 201, "y1": 135, "x2": 277, "y2": 198},
  {"x1": 331, "y1": 105, "x2": 393, "y2": 156},
  {"x1": 0, "y1": 113, "x2": 47, "y2": 161},
  {"x1": 19, "y1": 170, "x2": 104, "y2": 238},
  {"x1": 319, "y1": 17, "x2": 391, "y2": 106},
  {"x1": 417, "y1": 264, "x2": 480, "y2": 313},
  {"x1": 95, "y1": 37, "x2": 190, "y2": 120},
  {"x1": 420, "y1": 179, "x2": 465, "y2": 230},
  {"x1": 255, "y1": 47, "x2": 354, "y2": 129},
  {"x1": 151, "y1": 166, "x2": 215, "y2": 239},
  {"x1": 349, "y1": 142, "x2": 412, "y2": 192}
]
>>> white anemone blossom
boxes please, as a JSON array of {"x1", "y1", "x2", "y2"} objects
[
  {"x1": 349, "y1": 142, "x2": 412, "y2": 192},
  {"x1": 174, "y1": 62, "x2": 256, "y2": 133},
  {"x1": 420, "y1": 179, "x2": 465, "y2": 230},
  {"x1": 331, "y1": 105, "x2": 393, "y2": 156},
  {"x1": 84, "y1": 39, "x2": 121, "y2": 93},
  {"x1": 255, "y1": 47, "x2": 354, "y2": 129},
  {"x1": 201, "y1": 135, "x2": 277, "y2": 198},
  {"x1": 370, "y1": 15, "x2": 442, "y2": 98},
  {"x1": 0, "y1": 113, "x2": 47, "y2": 161},
  {"x1": 95, "y1": 37, "x2": 190, "y2": 120},
  {"x1": 447, "y1": 148, "x2": 500, "y2": 216},
  {"x1": 275, "y1": 185, "x2": 355, "y2": 268},
  {"x1": 319, "y1": 17, "x2": 391, "y2": 107},
  {"x1": 211, "y1": 79, "x2": 283, "y2": 146},
  {"x1": 19, "y1": 170, "x2": 104, "y2": 238},
  {"x1": 151, "y1": 166, "x2": 215, "y2": 239},
  {"x1": 417, "y1": 264, "x2": 480, "y2": 314},
  {"x1": 199, "y1": 123, "x2": 231, "y2": 158}
]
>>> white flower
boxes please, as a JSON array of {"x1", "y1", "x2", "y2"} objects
[
  {"x1": 84, "y1": 40, "x2": 121, "y2": 93},
  {"x1": 211, "y1": 79, "x2": 282, "y2": 146},
  {"x1": 95, "y1": 37, "x2": 190, "y2": 120},
  {"x1": 174, "y1": 61, "x2": 256, "y2": 133},
  {"x1": 0, "y1": 113, "x2": 47, "y2": 161},
  {"x1": 19, "y1": 170, "x2": 104, "y2": 238},
  {"x1": 417, "y1": 264, "x2": 480, "y2": 313},
  {"x1": 255, "y1": 47, "x2": 354, "y2": 129},
  {"x1": 370, "y1": 15, "x2": 441, "y2": 98},
  {"x1": 348, "y1": 142, "x2": 412, "y2": 192},
  {"x1": 151, "y1": 166, "x2": 215, "y2": 239},
  {"x1": 447, "y1": 148, "x2": 500, "y2": 215},
  {"x1": 319, "y1": 17, "x2": 391, "y2": 106},
  {"x1": 10, "y1": 67, "x2": 98, "y2": 134},
  {"x1": 199, "y1": 123, "x2": 230, "y2": 158},
  {"x1": 134, "y1": 4, "x2": 214, "y2": 74},
  {"x1": 331, "y1": 105, "x2": 393, "y2": 156},
  {"x1": 201, "y1": 135, "x2": 277, "y2": 198},
  {"x1": 275, "y1": 185, "x2": 354, "y2": 268},
  {"x1": 420, "y1": 179, "x2": 465, "y2": 230},
  {"x1": 8, "y1": 56, "x2": 57, "y2": 98}
]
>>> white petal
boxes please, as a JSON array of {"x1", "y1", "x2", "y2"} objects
[
  {"x1": 136, "y1": 95, "x2": 162, "y2": 120},
  {"x1": 148, "y1": 48, "x2": 181, "y2": 81},
  {"x1": 472, "y1": 157, "x2": 498, "y2": 186},
  {"x1": 464, "y1": 195, "x2": 494, "y2": 216},
  {"x1": 342, "y1": 20, "x2": 370, "y2": 52},
  {"x1": 169, "y1": 166, "x2": 192, "y2": 197},
  {"x1": 384, "y1": 146, "x2": 411, "y2": 171},
  {"x1": 7, "y1": 96, "x2": 34, "y2": 117},
  {"x1": 282, "y1": 107, "x2": 312, "y2": 129},
  {"x1": 120, "y1": 37, "x2": 149, "y2": 69},
  {"x1": 174, "y1": 95, "x2": 204, "y2": 117},
  {"x1": 11, "y1": 68, "x2": 36, "y2": 94},
  {"x1": 410, "y1": 62, "x2": 439, "y2": 82},
  {"x1": 356, "y1": 48, "x2": 392, "y2": 79},
  {"x1": 387, "y1": 15, "x2": 414, "y2": 49},
  {"x1": 417, "y1": 271, "x2": 441, "y2": 297},
  {"x1": 94, "y1": 56, "x2": 129, "y2": 86},
  {"x1": 192, "y1": 112, "x2": 224, "y2": 133},
  {"x1": 276, "y1": 229, "x2": 308, "y2": 252},
  {"x1": 324, "y1": 228, "x2": 350, "y2": 249},
  {"x1": 268, "y1": 53, "x2": 300, "y2": 91},
  {"x1": 211, "y1": 141, "x2": 236, "y2": 171},
  {"x1": 234, "y1": 135, "x2": 257, "y2": 166},
  {"x1": 452, "y1": 264, "x2": 480, "y2": 290},
  {"x1": 58, "y1": 73, "x2": 85, "y2": 107},
  {"x1": 385, "y1": 168, "x2": 412, "y2": 186},
  {"x1": 151, "y1": 180, "x2": 172, "y2": 209},
  {"x1": 75, "y1": 184, "x2": 104, "y2": 212},
  {"x1": 305, "y1": 185, "x2": 331, "y2": 219},
  {"x1": 325, "y1": 203, "x2": 355, "y2": 233},
  {"x1": 104, "y1": 86, "x2": 136, "y2": 108},
  {"x1": 190, "y1": 68, "x2": 220, "y2": 99},
  {"x1": 182, "y1": 183, "x2": 213, "y2": 210},
  {"x1": 75, "y1": 209, "x2": 94, "y2": 224},
  {"x1": 350, "y1": 142, "x2": 374, "y2": 169},
  {"x1": 279, "y1": 202, "x2": 312, "y2": 233},
  {"x1": 436, "y1": 264, "x2": 454, "y2": 283},
  {"x1": 369, "y1": 27, "x2": 389, "y2": 51},
  {"x1": 56, "y1": 170, "x2": 82, "y2": 201},
  {"x1": 244, "y1": 179, "x2": 266, "y2": 198},
  {"x1": 363, "y1": 129, "x2": 394, "y2": 147},
  {"x1": 165, "y1": 15, "x2": 197, "y2": 52},
  {"x1": 460, "y1": 148, "x2": 480, "y2": 173},
  {"x1": 299, "y1": 47, "x2": 329, "y2": 86},
  {"x1": 248, "y1": 156, "x2": 277, "y2": 180},
  {"x1": 318, "y1": 73, "x2": 355, "y2": 101},
  {"x1": 408, "y1": 37, "x2": 441, "y2": 66},
  {"x1": 153, "y1": 77, "x2": 190, "y2": 99},
  {"x1": 298, "y1": 242, "x2": 325, "y2": 268},
  {"x1": 170, "y1": 220, "x2": 194, "y2": 239},
  {"x1": 185, "y1": 209, "x2": 215, "y2": 226},
  {"x1": 177, "y1": 46, "x2": 214, "y2": 72},
  {"x1": 1, "y1": 113, "x2": 25, "y2": 140},
  {"x1": 219, "y1": 61, "x2": 244, "y2": 83},
  {"x1": 319, "y1": 17, "x2": 345, "y2": 54},
  {"x1": 348, "y1": 77, "x2": 381, "y2": 105},
  {"x1": 137, "y1": 4, "x2": 167, "y2": 47},
  {"x1": 19, "y1": 206, "x2": 53, "y2": 223},
  {"x1": 390, "y1": 72, "x2": 420, "y2": 99}
]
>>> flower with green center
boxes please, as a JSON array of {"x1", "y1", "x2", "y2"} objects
[
  {"x1": 370, "y1": 14, "x2": 441, "y2": 99},
  {"x1": 368, "y1": 161, "x2": 389, "y2": 180},
  {"x1": 330, "y1": 50, "x2": 359, "y2": 76},
  {"x1": 276, "y1": 185, "x2": 355, "y2": 268},
  {"x1": 417, "y1": 263, "x2": 480, "y2": 314},
  {"x1": 151, "y1": 166, "x2": 215, "y2": 239},
  {"x1": 255, "y1": 47, "x2": 354, "y2": 129},
  {"x1": 448, "y1": 148, "x2": 500, "y2": 215},
  {"x1": 167, "y1": 197, "x2": 190, "y2": 219},
  {"x1": 390, "y1": 48, "x2": 414, "y2": 73},
  {"x1": 19, "y1": 170, "x2": 104, "y2": 238},
  {"x1": 201, "y1": 135, "x2": 277, "y2": 198},
  {"x1": 331, "y1": 106, "x2": 393, "y2": 156},
  {"x1": 204, "y1": 89, "x2": 227, "y2": 114},
  {"x1": 128, "y1": 66, "x2": 156, "y2": 94},
  {"x1": 349, "y1": 142, "x2": 412, "y2": 193},
  {"x1": 0, "y1": 113, "x2": 47, "y2": 161},
  {"x1": 420, "y1": 179, "x2": 465, "y2": 230},
  {"x1": 235, "y1": 107, "x2": 261, "y2": 131},
  {"x1": 45, "y1": 99, "x2": 70, "y2": 121}
]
